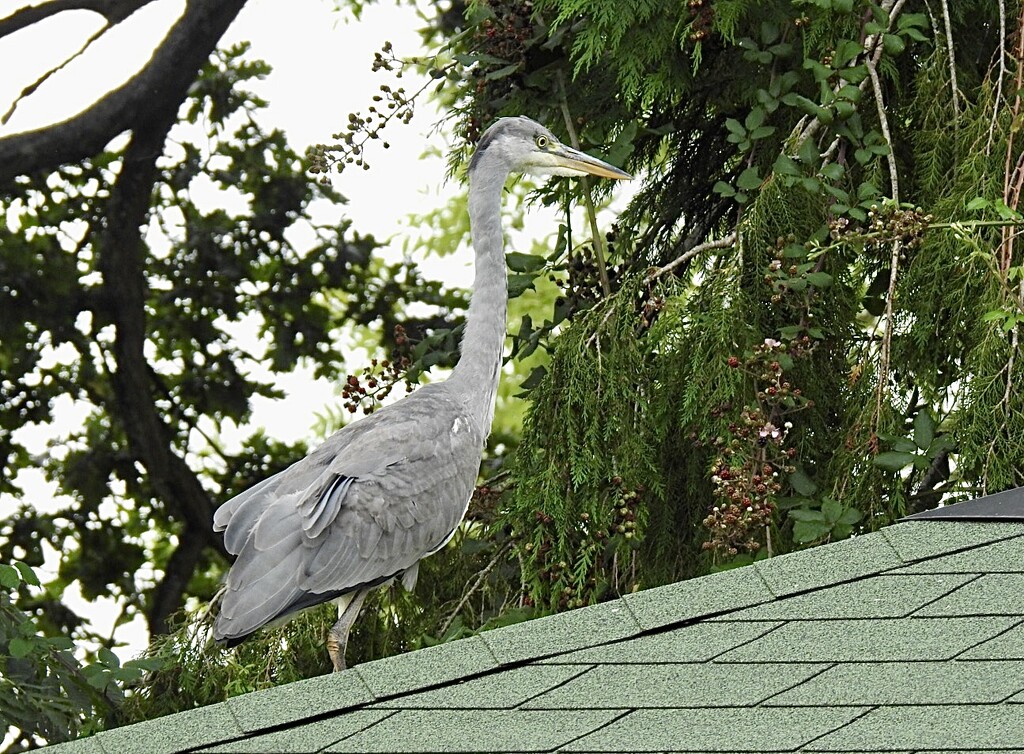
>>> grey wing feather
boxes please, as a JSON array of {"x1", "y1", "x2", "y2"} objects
[{"x1": 212, "y1": 385, "x2": 482, "y2": 644}]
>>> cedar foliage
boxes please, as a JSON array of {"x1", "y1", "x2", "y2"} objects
[{"x1": 447, "y1": 0, "x2": 1024, "y2": 607}]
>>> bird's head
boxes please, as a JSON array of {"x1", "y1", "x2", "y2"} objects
[{"x1": 469, "y1": 116, "x2": 631, "y2": 181}]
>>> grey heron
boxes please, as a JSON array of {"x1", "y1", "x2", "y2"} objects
[{"x1": 211, "y1": 116, "x2": 630, "y2": 671}]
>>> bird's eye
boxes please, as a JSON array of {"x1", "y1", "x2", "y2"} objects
[{"x1": 536, "y1": 135, "x2": 549, "y2": 149}]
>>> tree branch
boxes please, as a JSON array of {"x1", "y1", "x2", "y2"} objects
[
  {"x1": 0, "y1": 0, "x2": 155, "y2": 38},
  {"x1": 0, "y1": 0, "x2": 247, "y2": 183},
  {"x1": 83, "y1": 0, "x2": 246, "y2": 634}
]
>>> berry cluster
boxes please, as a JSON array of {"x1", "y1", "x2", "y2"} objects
[
  {"x1": 465, "y1": 1, "x2": 537, "y2": 142},
  {"x1": 340, "y1": 325, "x2": 414, "y2": 415},
  {"x1": 703, "y1": 336, "x2": 815, "y2": 559},
  {"x1": 864, "y1": 204, "x2": 933, "y2": 250},
  {"x1": 703, "y1": 460, "x2": 779, "y2": 556},
  {"x1": 608, "y1": 476, "x2": 643, "y2": 541},
  {"x1": 520, "y1": 477, "x2": 646, "y2": 610},
  {"x1": 552, "y1": 255, "x2": 618, "y2": 316},
  {"x1": 687, "y1": 0, "x2": 714, "y2": 42},
  {"x1": 308, "y1": 41, "x2": 445, "y2": 181}
]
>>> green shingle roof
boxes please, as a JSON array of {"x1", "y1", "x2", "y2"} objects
[{"x1": 41, "y1": 510, "x2": 1024, "y2": 753}]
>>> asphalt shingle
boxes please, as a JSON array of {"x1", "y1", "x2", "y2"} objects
[
  {"x1": 717, "y1": 616, "x2": 1018, "y2": 663},
  {"x1": 881, "y1": 521, "x2": 1024, "y2": 562},
  {"x1": 89, "y1": 701, "x2": 241, "y2": 754},
  {"x1": 913, "y1": 573, "x2": 1024, "y2": 616},
  {"x1": 325, "y1": 709, "x2": 622, "y2": 752},
  {"x1": 226, "y1": 669, "x2": 374, "y2": 732},
  {"x1": 34, "y1": 492, "x2": 1024, "y2": 754},
  {"x1": 894, "y1": 534, "x2": 1024, "y2": 574},
  {"x1": 958, "y1": 619, "x2": 1024, "y2": 659},
  {"x1": 620, "y1": 562, "x2": 774, "y2": 629},
  {"x1": 522, "y1": 662, "x2": 828, "y2": 708},
  {"x1": 354, "y1": 634, "x2": 497, "y2": 698},
  {"x1": 754, "y1": 532, "x2": 902, "y2": 597},
  {"x1": 373, "y1": 663, "x2": 591, "y2": 709},
  {"x1": 195, "y1": 710, "x2": 391, "y2": 754},
  {"x1": 713, "y1": 572, "x2": 974, "y2": 620},
  {"x1": 537, "y1": 619, "x2": 782, "y2": 664},
  {"x1": 477, "y1": 599, "x2": 642, "y2": 664},
  {"x1": 766, "y1": 659, "x2": 1024, "y2": 706},
  {"x1": 812, "y1": 704, "x2": 1024, "y2": 750},
  {"x1": 560, "y1": 707, "x2": 871, "y2": 752}
]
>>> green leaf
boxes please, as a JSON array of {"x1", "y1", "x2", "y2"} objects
[
  {"x1": 913, "y1": 411, "x2": 935, "y2": 450},
  {"x1": 518, "y1": 365, "x2": 548, "y2": 392},
  {"x1": 966, "y1": 196, "x2": 991, "y2": 211},
  {"x1": 882, "y1": 33, "x2": 906, "y2": 56},
  {"x1": 821, "y1": 497, "x2": 842, "y2": 522},
  {"x1": 98, "y1": 646, "x2": 121, "y2": 668},
  {"x1": 506, "y1": 273, "x2": 536, "y2": 298},
  {"x1": 788, "y1": 508, "x2": 826, "y2": 522},
  {"x1": 0, "y1": 564, "x2": 20, "y2": 589},
  {"x1": 789, "y1": 468, "x2": 818, "y2": 496},
  {"x1": 724, "y1": 118, "x2": 746, "y2": 138},
  {"x1": 14, "y1": 561, "x2": 39, "y2": 586},
  {"x1": 9, "y1": 637, "x2": 34, "y2": 659},
  {"x1": 736, "y1": 167, "x2": 762, "y2": 191},
  {"x1": 838, "y1": 508, "x2": 862, "y2": 526},
  {"x1": 797, "y1": 136, "x2": 820, "y2": 166},
  {"x1": 506, "y1": 252, "x2": 545, "y2": 273},
  {"x1": 793, "y1": 519, "x2": 832, "y2": 543},
  {"x1": 773, "y1": 154, "x2": 801, "y2": 176},
  {"x1": 713, "y1": 181, "x2": 736, "y2": 197},
  {"x1": 483, "y1": 63, "x2": 521, "y2": 81},
  {"x1": 125, "y1": 657, "x2": 167, "y2": 672},
  {"x1": 877, "y1": 434, "x2": 918, "y2": 453},
  {"x1": 873, "y1": 451, "x2": 918, "y2": 472},
  {"x1": 806, "y1": 271, "x2": 833, "y2": 288}
]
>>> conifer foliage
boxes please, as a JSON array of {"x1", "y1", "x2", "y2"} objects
[{"x1": 446, "y1": 0, "x2": 1024, "y2": 605}]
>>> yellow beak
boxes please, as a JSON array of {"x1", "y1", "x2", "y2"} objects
[{"x1": 550, "y1": 145, "x2": 632, "y2": 180}]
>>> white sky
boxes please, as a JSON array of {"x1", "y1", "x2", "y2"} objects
[{"x1": 0, "y1": 0, "x2": 471, "y2": 659}]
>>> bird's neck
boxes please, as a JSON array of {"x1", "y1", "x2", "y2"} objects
[{"x1": 449, "y1": 165, "x2": 508, "y2": 438}]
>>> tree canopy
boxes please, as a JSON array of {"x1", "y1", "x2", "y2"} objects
[{"x1": 4, "y1": 0, "x2": 1024, "y2": 748}]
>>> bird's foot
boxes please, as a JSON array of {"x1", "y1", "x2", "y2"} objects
[{"x1": 326, "y1": 630, "x2": 346, "y2": 672}]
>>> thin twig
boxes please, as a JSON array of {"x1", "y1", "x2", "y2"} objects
[
  {"x1": 988, "y1": 0, "x2": 1008, "y2": 156},
  {"x1": 647, "y1": 231, "x2": 737, "y2": 281},
  {"x1": 939, "y1": 0, "x2": 960, "y2": 120},
  {"x1": 2, "y1": 21, "x2": 111, "y2": 125},
  {"x1": 439, "y1": 540, "x2": 513, "y2": 636},
  {"x1": 866, "y1": 56, "x2": 900, "y2": 203}
]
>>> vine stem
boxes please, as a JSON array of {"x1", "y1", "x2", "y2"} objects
[
  {"x1": 556, "y1": 69, "x2": 612, "y2": 297},
  {"x1": 439, "y1": 540, "x2": 513, "y2": 636}
]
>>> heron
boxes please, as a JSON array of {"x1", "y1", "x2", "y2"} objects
[{"x1": 211, "y1": 116, "x2": 630, "y2": 671}]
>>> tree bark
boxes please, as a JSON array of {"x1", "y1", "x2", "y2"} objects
[
  {"x1": 80, "y1": 0, "x2": 248, "y2": 634},
  {"x1": 0, "y1": 0, "x2": 247, "y2": 184}
]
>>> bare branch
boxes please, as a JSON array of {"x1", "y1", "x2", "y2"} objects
[
  {"x1": 0, "y1": 0, "x2": 155, "y2": 39},
  {"x1": 865, "y1": 56, "x2": 900, "y2": 203},
  {"x1": 439, "y1": 540, "x2": 513, "y2": 637},
  {"x1": 939, "y1": 0, "x2": 961, "y2": 119},
  {"x1": 3, "y1": 22, "x2": 112, "y2": 125},
  {"x1": 0, "y1": 0, "x2": 247, "y2": 183},
  {"x1": 647, "y1": 231, "x2": 737, "y2": 281},
  {"x1": 556, "y1": 69, "x2": 612, "y2": 297}
]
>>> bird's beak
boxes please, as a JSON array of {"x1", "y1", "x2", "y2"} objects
[{"x1": 549, "y1": 145, "x2": 632, "y2": 180}]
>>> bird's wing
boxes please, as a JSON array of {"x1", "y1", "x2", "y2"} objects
[{"x1": 212, "y1": 385, "x2": 482, "y2": 642}]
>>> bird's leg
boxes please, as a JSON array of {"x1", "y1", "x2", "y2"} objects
[{"x1": 326, "y1": 588, "x2": 369, "y2": 672}]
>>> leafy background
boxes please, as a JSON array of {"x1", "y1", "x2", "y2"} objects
[{"x1": 4, "y1": 0, "x2": 1024, "y2": 748}]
